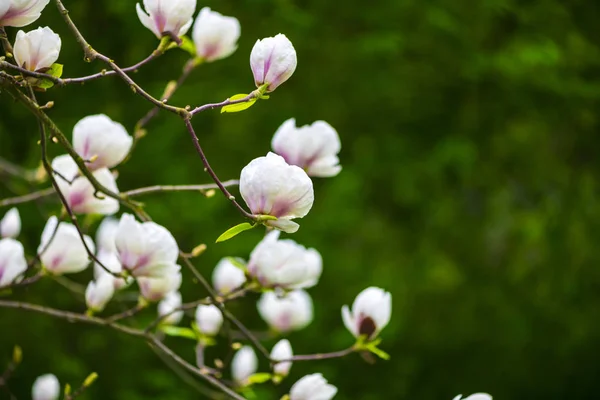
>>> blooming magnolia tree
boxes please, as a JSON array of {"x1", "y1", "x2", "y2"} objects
[{"x1": 0, "y1": 1, "x2": 488, "y2": 399}]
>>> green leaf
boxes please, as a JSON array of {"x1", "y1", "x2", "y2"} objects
[
  {"x1": 221, "y1": 94, "x2": 257, "y2": 113},
  {"x1": 216, "y1": 222, "x2": 256, "y2": 243},
  {"x1": 365, "y1": 341, "x2": 390, "y2": 360},
  {"x1": 178, "y1": 35, "x2": 197, "y2": 57},
  {"x1": 36, "y1": 63, "x2": 63, "y2": 89},
  {"x1": 247, "y1": 373, "x2": 272, "y2": 385},
  {"x1": 160, "y1": 326, "x2": 198, "y2": 340}
]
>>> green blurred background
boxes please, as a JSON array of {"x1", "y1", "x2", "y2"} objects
[{"x1": 2, "y1": 0, "x2": 600, "y2": 398}]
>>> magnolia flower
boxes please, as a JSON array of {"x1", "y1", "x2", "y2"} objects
[
  {"x1": 240, "y1": 153, "x2": 313, "y2": 233},
  {"x1": 289, "y1": 373, "x2": 337, "y2": 400},
  {"x1": 73, "y1": 115, "x2": 133, "y2": 170},
  {"x1": 137, "y1": 266, "x2": 182, "y2": 301},
  {"x1": 0, "y1": 238, "x2": 27, "y2": 287},
  {"x1": 248, "y1": 231, "x2": 322, "y2": 289},
  {"x1": 342, "y1": 287, "x2": 391, "y2": 340},
  {"x1": 52, "y1": 155, "x2": 120, "y2": 215},
  {"x1": 94, "y1": 250, "x2": 130, "y2": 290},
  {"x1": 257, "y1": 290, "x2": 313, "y2": 333},
  {"x1": 0, "y1": 207, "x2": 21, "y2": 238},
  {"x1": 32, "y1": 373, "x2": 60, "y2": 400},
  {"x1": 0, "y1": 0, "x2": 50, "y2": 28},
  {"x1": 192, "y1": 7, "x2": 240, "y2": 62},
  {"x1": 85, "y1": 275, "x2": 115, "y2": 312},
  {"x1": 271, "y1": 339, "x2": 293, "y2": 377},
  {"x1": 114, "y1": 214, "x2": 179, "y2": 278},
  {"x1": 194, "y1": 304, "x2": 223, "y2": 336},
  {"x1": 231, "y1": 346, "x2": 257, "y2": 385},
  {"x1": 136, "y1": 0, "x2": 196, "y2": 39},
  {"x1": 212, "y1": 257, "x2": 246, "y2": 295},
  {"x1": 250, "y1": 34, "x2": 297, "y2": 92},
  {"x1": 158, "y1": 291, "x2": 184, "y2": 325},
  {"x1": 13, "y1": 26, "x2": 61, "y2": 71},
  {"x1": 453, "y1": 394, "x2": 492, "y2": 400},
  {"x1": 96, "y1": 217, "x2": 119, "y2": 253},
  {"x1": 38, "y1": 216, "x2": 94, "y2": 275},
  {"x1": 272, "y1": 118, "x2": 342, "y2": 177}
]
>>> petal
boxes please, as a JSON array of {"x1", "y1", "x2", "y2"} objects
[
  {"x1": 0, "y1": 207, "x2": 21, "y2": 238},
  {"x1": 136, "y1": 2, "x2": 160, "y2": 38},
  {"x1": 341, "y1": 305, "x2": 357, "y2": 337},
  {"x1": 0, "y1": 238, "x2": 27, "y2": 287}
]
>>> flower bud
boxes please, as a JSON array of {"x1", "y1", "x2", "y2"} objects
[
  {"x1": 0, "y1": 207, "x2": 21, "y2": 238},
  {"x1": 85, "y1": 275, "x2": 115, "y2": 312},
  {"x1": 240, "y1": 153, "x2": 313, "y2": 233},
  {"x1": 271, "y1": 339, "x2": 293, "y2": 377},
  {"x1": 96, "y1": 217, "x2": 119, "y2": 254},
  {"x1": 158, "y1": 291, "x2": 184, "y2": 325},
  {"x1": 94, "y1": 250, "x2": 131, "y2": 291},
  {"x1": 13, "y1": 26, "x2": 61, "y2": 71},
  {"x1": 231, "y1": 346, "x2": 257, "y2": 385},
  {"x1": 136, "y1": 0, "x2": 197, "y2": 39},
  {"x1": 114, "y1": 214, "x2": 179, "y2": 278},
  {"x1": 137, "y1": 266, "x2": 182, "y2": 302},
  {"x1": 72, "y1": 115, "x2": 133, "y2": 170},
  {"x1": 32, "y1": 373, "x2": 60, "y2": 400},
  {"x1": 212, "y1": 257, "x2": 246, "y2": 295},
  {"x1": 52, "y1": 155, "x2": 120, "y2": 216},
  {"x1": 272, "y1": 118, "x2": 342, "y2": 177},
  {"x1": 257, "y1": 290, "x2": 313, "y2": 333},
  {"x1": 0, "y1": 0, "x2": 50, "y2": 28},
  {"x1": 248, "y1": 231, "x2": 321, "y2": 289},
  {"x1": 38, "y1": 216, "x2": 94, "y2": 275},
  {"x1": 0, "y1": 238, "x2": 27, "y2": 287},
  {"x1": 250, "y1": 34, "x2": 297, "y2": 92},
  {"x1": 341, "y1": 287, "x2": 391, "y2": 341},
  {"x1": 192, "y1": 7, "x2": 240, "y2": 62},
  {"x1": 453, "y1": 394, "x2": 492, "y2": 400},
  {"x1": 194, "y1": 304, "x2": 223, "y2": 336},
  {"x1": 289, "y1": 373, "x2": 337, "y2": 400}
]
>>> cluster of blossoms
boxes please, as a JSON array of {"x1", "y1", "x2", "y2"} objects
[{"x1": 0, "y1": 0, "x2": 488, "y2": 399}]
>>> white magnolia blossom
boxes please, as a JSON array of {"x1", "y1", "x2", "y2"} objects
[
  {"x1": 248, "y1": 231, "x2": 322, "y2": 289},
  {"x1": 52, "y1": 155, "x2": 120, "y2": 215},
  {"x1": 289, "y1": 373, "x2": 337, "y2": 400},
  {"x1": 0, "y1": 238, "x2": 27, "y2": 287},
  {"x1": 94, "y1": 250, "x2": 131, "y2": 291},
  {"x1": 194, "y1": 304, "x2": 223, "y2": 336},
  {"x1": 0, "y1": 0, "x2": 50, "y2": 28},
  {"x1": 240, "y1": 152, "x2": 314, "y2": 233},
  {"x1": 257, "y1": 290, "x2": 313, "y2": 333},
  {"x1": 73, "y1": 115, "x2": 133, "y2": 170},
  {"x1": 192, "y1": 7, "x2": 240, "y2": 62},
  {"x1": 453, "y1": 394, "x2": 493, "y2": 400},
  {"x1": 0, "y1": 207, "x2": 21, "y2": 238},
  {"x1": 231, "y1": 346, "x2": 257, "y2": 385},
  {"x1": 137, "y1": 266, "x2": 182, "y2": 302},
  {"x1": 272, "y1": 118, "x2": 342, "y2": 177},
  {"x1": 85, "y1": 275, "x2": 115, "y2": 312},
  {"x1": 96, "y1": 217, "x2": 119, "y2": 253},
  {"x1": 157, "y1": 291, "x2": 184, "y2": 325},
  {"x1": 13, "y1": 26, "x2": 61, "y2": 71},
  {"x1": 212, "y1": 257, "x2": 247, "y2": 295},
  {"x1": 38, "y1": 216, "x2": 94, "y2": 275},
  {"x1": 271, "y1": 339, "x2": 293, "y2": 377},
  {"x1": 342, "y1": 287, "x2": 392, "y2": 340},
  {"x1": 250, "y1": 33, "x2": 297, "y2": 92},
  {"x1": 136, "y1": 0, "x2": 196, "y2": 39},
  {"x1": 31, "y1": 373, "x2": 60, "y2": 400}
]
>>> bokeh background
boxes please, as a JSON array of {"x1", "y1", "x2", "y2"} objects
[{"x1": 2, "y1": 0, "x2": 600, "y2": 398}]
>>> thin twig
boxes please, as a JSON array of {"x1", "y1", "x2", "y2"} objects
[
  {"x1": 0, "y1": 188, "x2": 54, "y2": 207},
  {"x1": 124, "y1": 181, "x2": 238, "y2": 197}
]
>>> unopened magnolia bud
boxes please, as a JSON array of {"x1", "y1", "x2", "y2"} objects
[
  {"x1": 212, "y1": 257, "x2": 246, "y2": 295},
  {"x1": 0, "y1": 207, "x2": 21, "y2": 238},
  {"x1": 72, "y1": 115, "x2": 133, "y2": 170},
  {"x1": 289, "y1": 373, "x2": 337, "y2": 400},
  {"x1": 250, "y1": 34, "x2": 297, "y2": 92},
  {"x1": 95, "y1": 217, "x2": 119, "y2": 254},
  {"x1": 38, "y1": 216, "x2": 94, "y2": 275},
  {"x1": 157, "y1": 291, "x2": 184, "y2": 325},
  {"x1": 0, "y1": 0, "x2": 50, "y2": 27},
  {"x1": 231, "y1": 346, "x2": 257, "y2": 385},
  {"x1": 257, "y1": 290, "x2": 313, "y2": 333},
  {"x1": 195, "y1": 304, "x2": 223, "y2": 336},
  {"x1": 85, "y1": 275, "x2": 115, "y2": 312},
  {"x1": 13, "y1": 26, "x2": 61, "y2": 71},
  {"x1": 240, "y1": 153, "x2": 313, "y2": 233},
  {"x1": 32, "y1": 373, "x2": 60, "y2": 400},
  {"x1": 271, "y1": 339, "x2": 293, "y2": 377},
  {"x1": 0, "y1": 238, "x2": 27, "y2": 287},
  {"x1": 272, "y1": 118, "x2": 342, "y2": 177},
  {"x1": 192, "y1": 7, "x2": 240, "y2": 62},
  {"x1": 342, "y1": 287, "x2": 391, "y2": 340},
  {"x1": 136, "y1": 0, "x2": 196, "y2": 39},
  {"x1": 453, "y1": 394, "x2": 493, "y2": 400}
]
